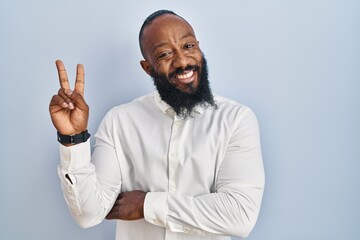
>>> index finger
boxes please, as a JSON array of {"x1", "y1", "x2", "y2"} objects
[
  {"x1": 55, "y1": 60, "x2": 70, "y2": 89},
  {"x1": 74, "y1": 63, "x2": 85, "y2": 95}
]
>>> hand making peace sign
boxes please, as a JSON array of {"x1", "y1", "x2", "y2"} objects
[{"x1": 49, "y1": 60, "x2": 89, "y2": 136}]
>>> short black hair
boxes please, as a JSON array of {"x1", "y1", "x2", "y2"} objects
[{"x1": 139, "y1": 10, "x2": 180, "y2": 58}]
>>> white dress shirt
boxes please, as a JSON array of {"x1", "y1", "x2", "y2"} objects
[{"x1": 58, "y1": 91, "x2": 265, "y2": 240}]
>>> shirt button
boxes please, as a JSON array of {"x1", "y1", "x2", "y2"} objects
[
  {"x1": 66, "y1": 186, "x2": 72, "y2": 193},
  {"x1": 170, "y1": 182, "x2": 176, "y2": 191}
]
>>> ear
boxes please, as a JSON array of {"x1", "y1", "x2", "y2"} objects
[{"x1": 140, "y1": 60, "x2": 152, "y2": 76}]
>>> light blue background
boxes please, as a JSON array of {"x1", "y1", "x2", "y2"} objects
[{"x1": 0, "y1": 0, "x2": 359, "y2": 239}]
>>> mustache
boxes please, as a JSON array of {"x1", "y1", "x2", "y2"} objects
[{"x1": 168, "y1": 65, "x2": 200, "y2": 79}]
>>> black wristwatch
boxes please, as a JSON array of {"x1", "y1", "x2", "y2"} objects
[{"x1": 57, "y1": 130, "x2": 91, "y2": 144}]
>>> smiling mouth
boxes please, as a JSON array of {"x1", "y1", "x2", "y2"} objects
[
  {"x1": 177, "y1": 71, "x2": 194, "y2": 79},
  {"x1": 174, "y1": 70, "x2": 195, "y2": 84}
]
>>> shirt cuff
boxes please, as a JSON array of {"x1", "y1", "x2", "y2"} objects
[
  {"x1": 144, "y1": 192, "x2": 168, "y2": 228},
  {"x1": 59, "y1": 139, "x2": 91, "y2": 171}
]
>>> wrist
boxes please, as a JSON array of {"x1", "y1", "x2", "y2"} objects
[{"x1": 57, "y1": 130, "x2": 90, "y2": 145}]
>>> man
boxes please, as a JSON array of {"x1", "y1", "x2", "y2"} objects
[{"x1": 49, "y1": 10, "x2": 265, "y2": 240}]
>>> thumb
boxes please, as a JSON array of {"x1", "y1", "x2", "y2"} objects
[{"x1": 65, "y1": 89, "x2": 88, "y2": 110}]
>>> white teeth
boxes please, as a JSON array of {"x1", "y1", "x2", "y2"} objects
[{"x1": 177, "y1": 71, "x2": 193, "y2": 79}]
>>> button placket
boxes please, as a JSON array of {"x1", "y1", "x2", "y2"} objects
[{"x1": 168, "y1": 117, "x2": 182, "y2": 193}]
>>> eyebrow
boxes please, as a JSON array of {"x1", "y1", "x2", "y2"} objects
[{"x1": 151, "y1": 32, "x2": 196, "y2": 53}]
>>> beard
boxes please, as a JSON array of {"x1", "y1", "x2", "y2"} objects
[{"x1": 151, "y1": 56, "x2": 216, "y2": 118}]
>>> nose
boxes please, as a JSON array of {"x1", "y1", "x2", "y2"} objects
[{"x1": 172, "y1": 51, "x2": 188, "y2": 69}]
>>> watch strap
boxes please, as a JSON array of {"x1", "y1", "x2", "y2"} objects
[{"x1": 57, "y1": 130, "x2": 90, "y2": 144}]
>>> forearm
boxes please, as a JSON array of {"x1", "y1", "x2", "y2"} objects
[
  {"x1": 58, "y1": 139, "x2": 121, "y2": 228},
  {"x1": 144, "y1": 184, "x2": 264, "y2": 238}
]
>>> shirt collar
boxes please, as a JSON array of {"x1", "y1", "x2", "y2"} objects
[
  {"x1": 154, "y1": 91, "x2": 171, "y2": 114},
  {"x1": 153, "y1": 91, "x2": 205, "y2": 116}
]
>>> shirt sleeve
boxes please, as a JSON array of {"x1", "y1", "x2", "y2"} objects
[
  {"x1": 144, "y1": 108, "x2": 265, "y2": 238},
  {"x1": 57, "y1": 110, "x2": 122, "y2": 228}
]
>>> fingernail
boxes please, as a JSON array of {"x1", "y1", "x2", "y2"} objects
[
  {"x1": 65, "y1": 89, "x2": 73, "y2": 96},
  {"x1": 68, "y1": 102, "x2": 74, "y2": 109},
  {"x1": 62, "y1": 102, "x2": 68, "y2": 108}
]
